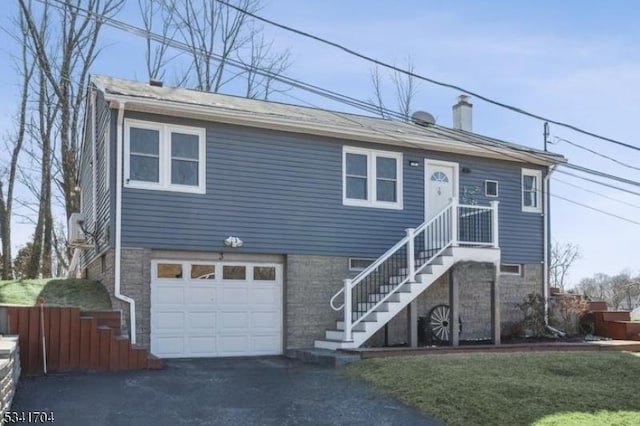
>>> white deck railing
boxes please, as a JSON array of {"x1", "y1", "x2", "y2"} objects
[{"x1": 329, "y1": 198, "x2": 499, "y2": 342}]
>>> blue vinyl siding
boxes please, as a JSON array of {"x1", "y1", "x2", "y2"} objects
[
  {"x1": 79, "y1": 89, "x2": 113, "y2": 266},
  {"x1": 118, "y1": 111, "x2": 544, "y2": 264}
]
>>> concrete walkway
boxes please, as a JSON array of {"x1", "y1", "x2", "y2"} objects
[{"x1": 12, "y1": 357, "x2": 440, "y2": 426}]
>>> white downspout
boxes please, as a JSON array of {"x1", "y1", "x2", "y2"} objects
[
  {"x1": 543, "y1": 165, "x2": 557, "y2": 324},
  {"x1": 114, "y1": 101, "x2": 137, "y2": 344}
]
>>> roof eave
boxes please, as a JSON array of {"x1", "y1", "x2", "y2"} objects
[{"x1": 103, "y1": 91, "x2": 565, "y2": 167}]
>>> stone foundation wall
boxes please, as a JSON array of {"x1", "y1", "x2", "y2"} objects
[
  {"x1": 454, "y1": 261, "x2": 494, "y2": 341},
  {"x1": 367, "y1": 262, "x2": 496, "y2": 346},
  {"x1": 499, "y1": 264, "x2": 543, "y2": 337},
  {"x1": 85, "y1": 248, "x2": 152, "y2": 348},
  {"x1": 285, "y1": 255, "x2": 354, "y2": 349}
]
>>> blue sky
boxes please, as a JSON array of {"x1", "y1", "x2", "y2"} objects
[{"x1": 1, "y1": 0, "x2": 639, "y2": 284}]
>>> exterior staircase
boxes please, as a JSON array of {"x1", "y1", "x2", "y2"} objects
[
  {"x1": 314, "y1": 198, "x2": 500, "y2": 351},
  {"x1": 315, "y1": 249, "x2": 455, "y2": 350}
]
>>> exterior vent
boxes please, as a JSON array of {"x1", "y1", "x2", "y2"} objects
[
  {"x1": 68, "y1": 212, "x2": 86, "y2": 245},
  {"x1": 149, "y1": 79, "x2": 163, "y2": 87},
  {"x1": 411, "y1": 111, "x2": 436, "y2": 126}
]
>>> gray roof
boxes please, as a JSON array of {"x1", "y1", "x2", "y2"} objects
[{"x1": 92, "y1": 75, "x2": 565, "y2": 166}]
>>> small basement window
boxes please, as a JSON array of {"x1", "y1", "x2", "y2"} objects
[
  {"x1": 500, "y1": 264, "x2": 522, "y2": 276},
  {"x1": 485, "y1": 180, "x2": 498, "y2": 197},
  {"x1": 349, "y1": 258, "x2": 375, "y2": 272}
]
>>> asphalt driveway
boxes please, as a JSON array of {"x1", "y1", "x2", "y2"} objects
[{"x1": 12, "y1": 357, "x2": 441, "y2": 425}]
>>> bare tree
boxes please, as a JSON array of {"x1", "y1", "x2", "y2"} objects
[
  {"x1": 0, "y1": 10, "x2": 35, "y2": 280},
  {"x1": 241, "y1": 26, "x2": 291, "y2": 99},
  {"x1": 18, "y1": 0, "x2": 124, "y2": 222},
  {"x1": 138, "y1": 0, "x2": 175, "y2": 81},
  {"x1": 550, "y1": 241, "x2": 581, "y2": 292},
  {"x1": 369, "y1": 57, "x2": 419, "y2": 122},
  {"x1": 16, "y1": 0, "x2": 123, "y2": 275},
  {"x1": 141, "y1": 0, "x2": 289, "y2": 98}
]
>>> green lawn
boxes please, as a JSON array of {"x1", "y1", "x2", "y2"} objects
[
  {"x1": 347, "y1": 352, "x2": 640, "y2": 426},
  {"x1": 0, "y1": 279, "x2": 112, "y2": 311}
]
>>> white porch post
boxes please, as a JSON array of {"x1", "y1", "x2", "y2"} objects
[
  {"x1": 490, "y1": 200, "x2": 500, "y2": 248},
  {"x1": 405, "y1": 228, "x2": 416, "y2": 282},
  {"x1": 343, "y1": 279, "x2": 353, "y2": 342},
  {"x1": 451, "y1": 197, "x2": 459, "y2": 246}
]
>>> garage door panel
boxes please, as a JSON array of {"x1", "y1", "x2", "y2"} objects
[
  {"x1": 249, "y1": 287, "x2": 279, "y2": 305},
  {"x1": 250, "y1": 334, "x2": 282, "y2": 354},
  {"x1": 219, "y1": 311, "x2": 249, "y2": 329},
  {"x1": 187, "y1": 312, "x2": 216, "y2": 332},
  {"x1": 250, "y1": 311, "x2": 280, "y2": 329},
  {"x1": 153, "y1": 311, "x2": 185, "y2": 333},
  {"x1": 219, "y1": 287, "x2": 248, "y2": 304},
  {"x1": 154, "y1": 286, "x2": 185, "y2": 304},
  {"x1": 218, "y1": 335, "x2": 249, "y2": 355},
  {"x1": 151, "y1": 261, "x2": 282, "y2": 358},
  {"x1": 187, "y1": 286, "x2": 216, "y2": 304},
  {"x1": 187, "y1": 336, "x2": 216, "y2": 355},
  {"x1": 152, "y1": 336, "x2": 185, "y2": 357}
]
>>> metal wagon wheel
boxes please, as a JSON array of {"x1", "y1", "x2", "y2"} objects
[{"x1": 428, "y1": 304, "x2": 461, "y2": 343}]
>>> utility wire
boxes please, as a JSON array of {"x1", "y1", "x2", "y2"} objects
[
  {"x1": 213, "y1": 0, "x2": 640, "y2": 153},
  {"x1": 551, "y1": 194, "x2": 640, "y2": 226},
  {"x1": 39, "y1": 0, "x2": 640, "y2": 204},
  {"x1": 553, "y1": 137, "x2": 640, "y2": 171},
  {"x1": 553, "y1": 177, "x2": 640, "y2": 209},
  {"x1": 555, "y1": 170, "x2": 640, "y2": 197},
  {"x1": 38, "y1": 0, "x2": 558, "y2": 166},
  {"x1": 562, "y1": 163, "x2": 640, "y2": 188}
]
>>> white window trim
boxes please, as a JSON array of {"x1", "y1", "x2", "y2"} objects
[
  {"x1": 485, "y1": 180, "x2": 498, "y2": 197},
  {"x1": 521, "y1": 168, "x2": 542, "y2": 213},
  {"x1": 349, "y1": 257, "x2": 375, "y2": 272},
  {"x1": 342, "y1": 146, "x2": 403, "y2": 210},
  {"x1": 500, "y1": 263, "x2": 522, "y2": 276},
  {"x1": 124, "y1": 118, "x2": 206, "y2": 194}
]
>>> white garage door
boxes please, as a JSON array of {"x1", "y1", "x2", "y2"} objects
[{"x1": 150, "y1": 260, "x2": 283, "y2": 358}]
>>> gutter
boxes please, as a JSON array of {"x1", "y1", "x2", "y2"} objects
[
  {"x1": 543, "y1": 165, "x2": 557, "y2": 324},
  {"x1": 114, "y1": 101, "x2": 137, "y2": 344}
]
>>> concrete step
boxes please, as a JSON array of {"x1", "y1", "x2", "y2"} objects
[
  {"x1": 325, "y1": 329, "x2": 367, "y2": 341},
  {"x1": 368, "y1": 292, "x2": 401, "y2": 303},
  {"x1": 286, "y1": 348, "x2": 360, "y2": 368},
  {"x1": 336, "y1": 321, "x2": 368, "y2": 332},
  {"x1": 356, "y1": 301, "x2": 390, "y2": 313}
]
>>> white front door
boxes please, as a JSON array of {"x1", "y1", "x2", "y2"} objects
[{"x1": 425, "y1": 160, "x2": 458, "y2": 221}]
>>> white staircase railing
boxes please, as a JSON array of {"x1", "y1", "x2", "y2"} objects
[{"x1": 329, "y1": 198, "x2": 499, "y2": 343}]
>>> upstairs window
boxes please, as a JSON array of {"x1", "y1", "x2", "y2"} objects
[
  {"x1": 343, "y1": 146, "x2": 402, "y2": 209},
  {"x1": 125, "y1": 119, "x2": 206, "y2": 194},
  {"x1": 522, "y1": 168, "x2": 542, "y2": 213}
]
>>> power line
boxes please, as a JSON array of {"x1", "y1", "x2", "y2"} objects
[
  {"x1": 553, "y1": 137, "x2": 640, "y2": 171},
  {"x1": 39, "y1": 0, "x2": 640, "y2": 204},
  {"x1": 562, "y1": 163, "x2": 640, "y2": 188},
  {"x1": 551, "y1": 194, "x2": 640, "y2": 226},
  {"x1": 38, "y1": 0, "x2": 561, "y2": 168},
  {"x1": 213, "y1": 0, "x2": 640, "y2": 153},
  {"x1": 39, "y1": 0, "x2": 408, "y2": 122},
  {"x1": 555, "y1": 170, "x2": 640, "y2": 197},
  {"x1": 553, "y1": 177, "x2": 640, "y2": 209}
]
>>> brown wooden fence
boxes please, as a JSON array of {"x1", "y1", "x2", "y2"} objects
[{"x1": 5, "y1": 306, "x2": 162, "y2": 376}]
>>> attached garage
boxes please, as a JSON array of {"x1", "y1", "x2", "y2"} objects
[{"x1": 150, "y1": 260, "x2": 283, "y2": 358}]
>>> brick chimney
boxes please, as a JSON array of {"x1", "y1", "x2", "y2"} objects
[{"x1": 452, "y1": 95, "x2": 472, "y2": 132}]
